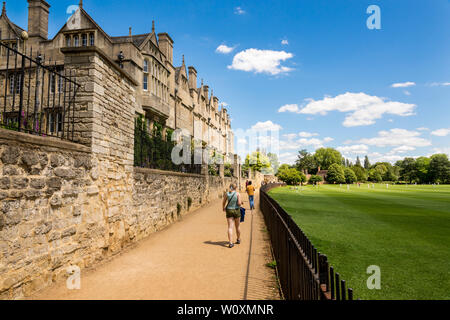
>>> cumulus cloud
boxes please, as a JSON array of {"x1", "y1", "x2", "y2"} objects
[
  {"x1": 431, "y1": 128, "x2": 450, "y2": 137},
  {"x1": 251, "y1": 121, "x2": 282, "y2": 132},
  {"x1": 388, "y1": 146, "x2": 416, "y2": 154},
  {"x1": 299, "y1": 132, "x2": 319, "y2": 138},
  {"x1": 432, "y1": 147, "x2": 450, "y2": 157},
  {"x1": 278, "y1": 104, "x2": 299, "y2": 113},
  {"x1": 228, "y1": 49, "x2": 294, "y2": 75},
  {"x1": 296, "y1": 92, "x2": 416, "y2": 127},
  {"x1": 417, "y1": 127, "x2": 429, "y2": 131},
  {"x1": 391, "y1": 82, "x2": 416, "y2": 88},
  {"x1": 355, "y1": 128, "x2": 431, "y2": 148},
  {"x1": 216, "y1": 45, "x2": 235, "y2": 54},
  {"x1": 279, "y1": 152, "x2": 298, "y2": 165},
  {"x1": 337, "y1": 144, "x2": 369, "y2": 155},
  {"x1": 234, "y1": 6, "x2": 246, "y2": 15},
  {"x1": 281, "y1": 39, "x2": 289, "y2": 45}
]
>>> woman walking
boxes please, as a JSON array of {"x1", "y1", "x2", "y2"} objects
[{"x1": 222, "y1": 184, "x2": 242, "y2": 248}]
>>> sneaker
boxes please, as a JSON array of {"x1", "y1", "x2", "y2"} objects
[
  {"x1": 236, "y1": 240, "x2": 241, "y2": 245},
  {"x1": 229, "y1": 243, "x2": 235, "y2": 248}
]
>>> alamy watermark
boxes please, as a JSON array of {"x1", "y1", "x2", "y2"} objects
[{"x1": 367, "y1": 5, "x2": 382, "y2": 30}]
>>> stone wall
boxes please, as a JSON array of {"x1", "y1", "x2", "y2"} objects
[{"x1": 0, "y1": 130, "x2": 236, "y2": 299}]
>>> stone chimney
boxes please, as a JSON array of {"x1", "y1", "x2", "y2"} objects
[
  {"x1": 158, "y1": 32, "x2": 174, "y2": 65},
  {"x1": 27, "y1": 0, "x2": 50, "y2": 40},
  {"x1": 188, "y1": 66, "x2": 197, "y2": 89}
]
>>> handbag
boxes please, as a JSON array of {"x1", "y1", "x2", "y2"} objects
[{"x1": 240, "y1": 207, "x2": 246, "y2": 223}]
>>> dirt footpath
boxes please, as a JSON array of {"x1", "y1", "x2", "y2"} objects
[{"x1": 31, "y1": 192, "x2": 280, "y2": 300}]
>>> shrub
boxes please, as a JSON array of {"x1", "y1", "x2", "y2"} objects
[
  {"x1": 309, "y1": 175, "x2": 323, "y2": 184},
  {"x1": 344, "y1": 168, "x2": 357, "y2": 184}
]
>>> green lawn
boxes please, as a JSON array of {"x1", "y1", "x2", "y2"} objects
[{"x1": 268, "y1": 184, "x2": 450, "y2": 300}]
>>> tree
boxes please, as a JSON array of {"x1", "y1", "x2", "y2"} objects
[
  {"x1": 429, "y1": 154, "x2": 450, "y2": 184},
  {"x1": 352, "y1": 165, "x2": 367, "y2": 182},
  {"x1": 344, "y1": 168, "x2": 357, "y2": 184},
  {"x1": 277, "y1": 167, "x2": 306, "y2": 186},
  {"x1": 267, "y1": 152, "x2": 280, "y2": 174},
  {"x1": 314, "y1": 148, "x2": 343, "y2": 170},
  {"x1": 368, "y1": 168, "x2": 383, "y2": 182},
  {"x1": 364, "y1": 156, "x2": 371, "y2": 170},
  {"x1": 397, "y1": 158, "x2": 417, "y2": 183},
  {"x1": 309, "y1": 175, "x2": 323, "y2": 184},
  {"x1": 295, "y1": 150, "x2": 317, "y2": 174},
  {"x1": 327, "y1": 164, "x2": 346, "y2": 184},
  {"x1": 356, "y1": 156, "x2": 362, "y2": 167},
  {"x1": 415, "y1": 156, "x2": 431, "y2": 183},
  {"x1": 243, "y1": 151, "x2": 272, "y2": 174}
]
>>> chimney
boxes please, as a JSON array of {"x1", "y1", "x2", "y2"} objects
[
  {"x1": 27, "y1": 0, "x2": 50, "y2": 40},
  {"x1": 188, "y1": 66, "x2": 197, "y2": 89},
  {"x1": 158, "y1": 32, "x2": 174, "y2": 65}
]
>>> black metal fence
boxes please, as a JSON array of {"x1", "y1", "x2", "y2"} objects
[
  {"x1": 260, "y1": 183, "x2": 355, "y2": 300},
  {"x1": 0, "y1": 42, "x2": 80, "y2": 141},
  {"x1": 134, "y1": 118, "x2": 202, "y2": 174}
]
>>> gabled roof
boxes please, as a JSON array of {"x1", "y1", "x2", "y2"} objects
[
  {"x1": 111, "y1": 33, "x2": 149, "y2": 47},
  {"x1": 175, "y1": 55, "x2": 188, "y2": 84},
  {"x1": 52, "y1": 8, "x2": 112, "y2": 43},
  {"x1": 0, "y1": 6, "x2": 25, "y2": 38}
]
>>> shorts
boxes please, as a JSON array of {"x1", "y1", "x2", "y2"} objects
[{"x1": 226, "y1": 209, "x2": 241, "y2": 219}]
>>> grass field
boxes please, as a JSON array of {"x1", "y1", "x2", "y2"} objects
[{"x1": 268, "y1": 184, "x2": 450, "y2": 300}]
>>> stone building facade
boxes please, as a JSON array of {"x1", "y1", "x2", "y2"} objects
[{"x1": 0, "y1": 0, "x2": 235, "y2": 159}]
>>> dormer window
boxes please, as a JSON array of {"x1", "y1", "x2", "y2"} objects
[
  {"x1": 74, "y1": 35, "x2": 79, "y2": 47},
  {"x1": 90, "y1": 33, "x2": 95, "y2": 46},
  {"x1": 82, "y1": 34, "x2": 87, "y2": 47},
  {"x1": 65, "y1": 35, "x2": 71, "y2": 47}
]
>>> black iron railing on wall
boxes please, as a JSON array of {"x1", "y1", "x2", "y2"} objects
[
  {"x1": 260, "y1": 183, "x2": 355, "y2": 300},
  {"x1": 0, "y1": 42, "x2": 80, "y2": 142},
  {"x1": 134, "y1": 116, "x2": 202, "y2": 174}
]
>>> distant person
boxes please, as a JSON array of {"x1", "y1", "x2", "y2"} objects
[
  {"x1": 222, "y1": 184, "x2": 242, "y2": 249},
  {"x1": 246, "y1": 181, "x2": 255, "y2": 210},
  {"x1": 245, "y1": 180, "x2": 249, "y2": 188}
]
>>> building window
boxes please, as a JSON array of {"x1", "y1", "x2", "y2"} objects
[
  {"x1": 65, "y1": 35, "x2": 71, "y2": 47},
  {"x1": 74, "y1": 35, "x2": 79, "y2": 47},
  {"x1": 143, "y1": 60, "x2": 148, "y2": 73},
  {"x1": 143, "y1": 75, "x2": 148, "y2": 91},
  {"x1": 9, "y1": 74, "x2": 21, "y2": 94},
  {"x1": 48, "y1": 111, "x2": 63, "y2": 134},
  {"x1": 82, "y1": 34, "x2": 87, "y2": 47},
  {"x1": 89, "y1": 33, "x2": 95, "y2": 46}
]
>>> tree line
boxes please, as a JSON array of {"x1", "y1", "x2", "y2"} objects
[{"x1": 275, "y1": 148, "x2": 450, "y2": 185}]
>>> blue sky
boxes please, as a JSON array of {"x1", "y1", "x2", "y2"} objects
[{"x1": 6, "y1": 0, "x2": 450, "y2": 164}]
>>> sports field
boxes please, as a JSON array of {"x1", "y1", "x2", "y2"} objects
[{"x1": 268, "y1": 184, "x2": 450, "y2": 300}]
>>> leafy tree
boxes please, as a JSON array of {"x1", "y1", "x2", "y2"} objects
[
  {"x1": 267, "y1": 152, "x2": 280, "y2": 174},
  {"x1": 356, "y1": 156, "x2": 362, "y2": 167},
  {"x1": 364, "y1": 156, "x2": 371, "y2": 170},
  {"x1": 344, "y1": 168, "x2": 357, "y2": 184},
  {"x1": 243, "y1": 151, "x2": 272, "y2": 174},
  {"x1": 309, "y1": 175, "x2": 323, "y2": 184},
  {"x1": 352, "y1": 165, "x2": 367, "y2": 182},
  {"x1": 314, "y1": 148, "x2": 343, "y2": 170},
  {"x1": 277, "y1": 167, "x2": 306, "y2": 186},
  {"x1": 295, "y1": 149, "x2": 317, "y2": 174},
  {"x1": 327, "y1": 164, "x2": 346, "y2": 184},
  {"x1": 415, "y1": 156, "x2": 431, "y2": 183},
  {"x1": 368, "y1": 168, "x2": 383, "y2": 182},
  {"x1": 429, "y1": 154, "x2": 450, "y2": 184},
  {"x1": 397, "y1": 158, "x2": 417, "y2": 183}
]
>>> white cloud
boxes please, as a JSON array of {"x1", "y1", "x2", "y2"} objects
[
  {"x1": 403, "y1": 90, "x2": 411, "y2": 96},
  {"x1": 429, "y1": 82, "x2": 450, "y2": 87},
  {"x1": 281, "y1": 39, "x2": 289, "y2": 45},
  {"x1": 388, "y1": 146, "x2": 416, "y2": 154},
  {"x1": 337, "y1": 144, "x2": 369, "y2": 155},
  {"x1": 216, "y1": 45, "x2": 235, "y2": 54},
  {"x1": 228, "y1": 49, "x2": 294, "y2": 75},
  {"x1": 391, "y1": 82, "x2": 416, "y2": 88},
  {"x1": 297, "y1": 92, "x2": 416, "y2": 127},
  {"x1": 299, "y1": 132, "x2": 319, "y2": 138},
  {"x1": 251, "y1": 121, "x2": 282, "y2": 132},
  {"x1": 279, "y1": 152, "x2": 298, "y2": 165},
  {"x1": 355, "y1": 128, "x2": 431, "y2": 148},
  {"x1": 234, "y1": 6, "x2": 246, "y2": 15},
  {"x1": 432, "y1": 148, "x2": 450, "y2": 157},
  {"x1": 431, "y1": 128, "x2": 450, "y2": 137},
  {"x1": 219, "y1": 102, "x2": 229, "y2": 107},
  {"x1": 417, "y1": 127, "x2": 429, "y2": 131},
  {"x1": 278, "y1": 104, "x2": 299, "y2": 113}
]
